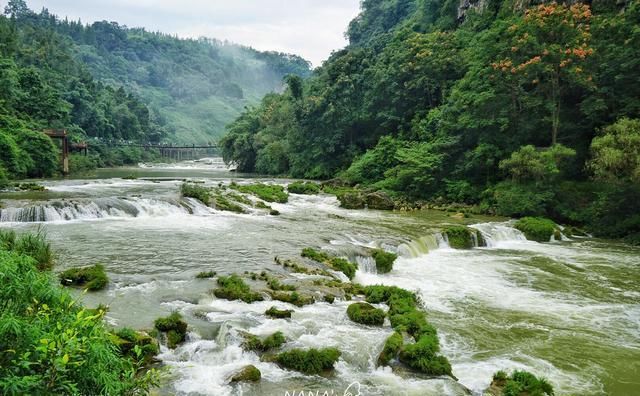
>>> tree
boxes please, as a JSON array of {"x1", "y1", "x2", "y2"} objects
[
  {"x1": 588, "y1": 118, "x2": 640, "y2": 183},
  {"x1": 499, "y1": 144, "x2": 576, "y2": 183}
]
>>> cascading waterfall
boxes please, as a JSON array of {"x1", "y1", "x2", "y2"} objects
[
  {"x1": 356, "y1": 255, "x2": 377, "y2": 274},
  {"x1": 398, "y1": 233, "x2": 448, "y2": 258},
  {"x1": 0, "y1": 196, "x2": 213, "y2": 222},
  {"x1": 470, "y1": 222, "x2": 528, "y2": 247}
]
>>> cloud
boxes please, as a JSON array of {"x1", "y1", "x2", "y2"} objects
[{"x1": 7, "y1": 0, "x2": 361, "y2": 66}]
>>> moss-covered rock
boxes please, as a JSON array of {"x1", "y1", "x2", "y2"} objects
[
  {"x1": 242, "y1": 331, "x2": 286, "y2": 352},
  {"x1": 372, "y1": 249, "x2": 397, "y2": 273},
  {"x1": 232, "y1": 183, "x2": 288, "y2": 203},
  {"x1": 336, "y1": 192, "x2": 365, "y2": 209},
  {"x1": 301, "y1": 248, "x2": 357, "y2": 280},
  {"x1": 214, "y1": 274, "x2": 264, "y2": 303},
  {"x1": 265, "y1": 306, "x2": 293, "y2": 319},
  {"x1": 274, "y1": 348, "x2": 341, "y2": 374},
  {"x1": 154, "y1": 312, "x2": 188, "y2": 349},
  {"x1": 365, "y1": 191, "x2": 395, "y2": 210},
  {"x1": 444, "y1": 226, "x2": 474, "y2": 249},
  {"x1": 323, "y1": 294, "x2": 335, "y2": 304},
  {"x1": 486, "y1": 370, "x2": 554, "y2": 396},
  {"x1": 230, "y1": 365, "x2": 261, "y2": 382},
  {"x1": 181, "y1": 183, "x2": 211, "y2": 204},
  {"x1": 398, "y1": 335, "x2": 452, "y2": 376},
  {"x1": 347, "y1": 302, "x2": 386, "y2": 326},
  {"x1": 270, "y1": 291, "x2": 314, "y2": 307},
  {"x1": 59, "y1": 264, "x2": 108, "y2": 291},
  {"x1": 195, "y1": 271, "x2": 216, "y2": 279},
  {"x1": 288, "y1": 181, "x2": 320, "y2": 195},
  {"x1": 514, "y1": 217, "x2": 558, "y2": 242},
  {"x1": 377, "y1": 331, "x2": 403, "y2": 366},
  {"x1": 211, "y1": 192, "x2": 246, "y2": 213},
  {"x1": 111, "y1": 328, "x2": 159, "y2": 365}
]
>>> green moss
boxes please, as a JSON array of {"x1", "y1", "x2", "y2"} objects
[
  {"x1": 347, "y1": 302, "x2": 386, "y2": 326},
  {"x1": 336, "y1": 192, "x2": 365, "y2": 209},
  {"x1": 181, "y1": 183, "x2": 211, "y2": 204},
  {"x1": 195, "y1": 271, "x2": 216, "y2": 279},
  {"x1": 323, "y1": 294, "x2": 335, "y2": 304},
  {"x1": 301, "y1": 248, "x2": 357, "y2": 280},
  {"x1": 491, "y1": 370, "x2": 554, "y2": 396},
  {"x1": 444, "y1": 226, "x2": 474, "y2": 249},
  {"x1": 267, "y1": 278, "x2": 297, "y2": 291},
  {"x1": 232, "y1": 183, "x2": 288, "y2": 203},
  {"x1": 274, "y1": 348, "x2": 341, "y2": 374},
  {"x1": 213, "y1": 274, "x2": 264, "y2": 303},
  {"x1": 211, "y1": 192, "x2": 246, "y2": 213},
  {"x1": 372, "y1": 249, "x2": 397, "y2": 273},
  {"x1": 515, "y1": 217, "x2": 558, "y2": 242},
  {"x1": 154, "y1": 312, "x2": 188, "y2": 349},
  {"x1": 242, "y1": 331, "x2": 286, "y2": 352},
  {"x1": 16, "y1": 182, "x2": 46, "y2": 191},
  {"x1": 112, "y1": 328, "x2": 159, "y2": 364},
  {"x1": 59, "y1": 264, "x2": 108, "y2": 291},
  {"x1": 398, "y1": 335, "x2": 452, "y2": 376},
  {"x1": 271, "y1": 291, "x2": 314, "y2": 307},
  {"x1": 377, "y1": 332, "x2": 403, "y2": 366},
  {"x1": 288, "y1": 181, "x2": 320, "y2": 195},
  {"x1": 230, "y1": 365, "x2": 261, "y2": 382},
  {"x1": 265, "y1": 307, "x2": 293, "y2": 319}
]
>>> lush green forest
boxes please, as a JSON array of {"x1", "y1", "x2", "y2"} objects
[{"x1": 220, "y1": 0, "x2": 640, "y2": 243}]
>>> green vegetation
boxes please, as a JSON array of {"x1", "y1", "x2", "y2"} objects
[
  {"x1": 287, "y1": 181, "x2": 320, "y2": 195},
  {"x1": 364, "y1": 285, "x2": 452, "y2": 376},
  {"x1": 301, "y1": 247, "x2": 357, "y2": 280},
  {"x1": 214, "y1": 274, "x2": 263, "y2": 303},
  {"x1": 112, "y1": 328, "x2": 159, "y2": 365},
  {"x1": 195, "y1": 271, "x2": 216, "y2": 279},
  {"x1": 270, "y1": 291, "x2": 314, "y2": 307},
  {"x1": 490, "y1": 370, "x2": 554, "y2": 396},
  {"x1": 230, "y1": 365, "x2": 261, "y2": 383},
  {"x1": 267, "y1": 278, "x2": 297, "y2": 292},
  {"x1": 265, "y1": 307, "x2": 293, "y2": 319},
  {"x1": 242, "y1": 331, "x2": 286, "y2": 352},
  {"x1": 347, "y1": 302, "x2": 386, "y2": 326},
  {"x1": 220, "y1": 0, "x2": 640, "y2": 244},
  {"x1": 514, "y1": 217, "x2": 558, "y2": 242},
  {"x1": 232, "y1": 183, "x2": 289, "y2": 203},
  {"x1": 371, "y1": 249, "x2": 397, "y2": 273},
  {"x1": 181, "y1": 183, "x2": 211, "y2": 204},
  {"x1": 377, "y1": 331, "x2": 404, "y2": 366},
  {"x1": 1, "y1": 230, "x2": 55, "y2": 271},
  {"x1": 0, "y1": 233, "x2": 158, "y2": 395},
  {"x1": 444, "y1": 226, "x2": 475, "y2": 249},
  {"x1": 59, "y1": 264, "x2": 109, "y2": 291},
  {"x1": 274, "y1": 348, "x2": 341, "y2": 375},
  {"x1": 154, "y1": 312, "x2": 188, "y2": 349}
]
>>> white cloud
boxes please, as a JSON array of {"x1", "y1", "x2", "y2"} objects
[{"x1": 6, "y1": 0, "x2": 361, "y2": 66}]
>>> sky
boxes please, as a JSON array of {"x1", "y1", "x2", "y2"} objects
[{"x1": 3, "y1": 0, "x2": 362, "y2": 66}]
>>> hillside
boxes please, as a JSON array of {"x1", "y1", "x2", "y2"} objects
[{"x1": 220, "y1": 0, "x2": 640, "y2": 243}]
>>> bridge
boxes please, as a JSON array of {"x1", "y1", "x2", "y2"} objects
[{"x1": 43, "y1": 130, "x2": 219, "y2": 174}]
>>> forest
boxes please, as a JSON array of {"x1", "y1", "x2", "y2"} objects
[{"x1": 220, "y1": 0, "x2": 640, "y2": 243}]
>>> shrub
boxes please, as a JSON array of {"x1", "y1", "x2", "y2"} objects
[
  {"x1": 213, "y1": 275, "x2": 263, "y2": 303},
  {"x1": 154, "y1": 312, "x2": 188, "y2": 349},
  {"x1": 288, "y1": 181, "x2": 320, "y2": 195},
  {"x1": 491, "y1": 182, "x2": 553, "y2": 217},
  {"x1": 265, "y1": 307, "x2": 293, "y2": 319},
  {"x1": 112, "y1": 328, "x2": 159, "y2": 364},
  {"x1": 274, "y1": 348, "x2": 341, "y2": 374},
  {"x1": 444, "y1": 226, "x2": 474, "y2": 249},
  {"x1": 195, "y1": 271, "x2": 216, "y2": 279},
  {"x1": 377, "y1": 332, "x2": 403, "y2": 366},
  {"x1": 514, "y1": 217, "x2": 558, "y2": 242},
  {"x1": 372, "y1": 249, "x2": 397, "y2": 273},
  {"x1": 59, "y1": 264, "x2": 108, "y2": 291},
  {"x1": 242, "y1": 331, "x2": 286, "y2": 352},
  {"x1": 491, "y1": 370, "x2": 554, "y2": 396},
  {"x1": 347, "y1": 302, "x2": 386, "y2": 326},
  {"x1": 181, "y1": 183, "x2": 211, "y2": 204},
  {"x1": 232, "y1": 183, "x2": 288, "y2": 203}
]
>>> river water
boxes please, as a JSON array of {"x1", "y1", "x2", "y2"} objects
[{"x1": 1, "y1": 160, "x2": 638, "y2": 396}]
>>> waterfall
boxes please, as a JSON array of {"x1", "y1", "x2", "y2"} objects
[
  {"x1": 0, "y1": 197, "x2": 208, "y2": 223},
  {"x1": 356, "y1": 255, "x2": 377, "y2": 274},
  {"x1": 398, "y1": 233, "x2": 447, "y2": 258},
  {"x1": 470, "y1": 222, "x2": 527, "y2": 247}
]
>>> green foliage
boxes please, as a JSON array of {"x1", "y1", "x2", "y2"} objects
[
  {"x1": 195, "y1": 271, "x2": 216, "y2": 279},
  {"x1": 274, "y1": 348, "x2": 341, "y2": 374},
  {"x1": 242, "y1": 331, "x2": 286, "y2": 352},
  {"x1": 271, "y1": 291, "x2": 314, "y2": 307},
  {"x1": 181, "y1": 183, "x2": 211, "y2": 204},
  {"x1": 154, "y1": 312, "x2": 188, "y2": 349},
  {"x1": 514, "y1": 217, "x2": 558, "y2": 242},
  {"x1": 265, "y1": 307, "x2": 293, "y2": 319},
  {"x1": 59, "y1": 264, "x2": 108, "y2": 291},
  {"x1": 398, "y1": 335, "x2": 452, "y2": 376},
  {"x1": 371, "y1": 249, "x2": 397, "y2": 273},
  {"x1": 347, "y1": 302, "x2": 386, "y2": 326},
  {"x1": 267, "y1": 278, "x2": 297, "y2": 292},
  {"x1": 301, "y1": 248, "x2": 358, "y2": 280},
  {"x1": 287, "y1": 181, "x2": 320, "y2": 195},
  {"x1": 0, "y1": 235, "x2": 159, "y2": 395},
  {"x1": 214, "y1": 274, "x2": 263, "y2": 303},
  {"x1": 589, "y1": 118, "x2": 640, "y2": 183},
  {"x1": 499, "y1": 145, "x2": 576, "y2": 184},
  {"x1": 232, "y1": 183, "x2": 288, "y2": 203},
  {"x1": 491, "y1": 181, "x2": 554, "y2": 217},
  {"x1": 377, "y1": 331, "x2": 403, "y2": 366},
  {"x1": 492, "y1": 370, "x2": 554, "y2": 396},
  {"x1": 444, "y1": 226, "x2": 475, "y2": 249},
  {"x1": 12, "y1": 231, "x2": 54, "y2": 271}
]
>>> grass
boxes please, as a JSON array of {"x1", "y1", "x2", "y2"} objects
[
  {"x1": 2, "y1": 229, "x2": 55, "y2": 271},
  {"x1": 371, "y1": 249, "x2": 397, "y2": 273},
  {"x1": 213, "y1": 274, "x2": 263, "y2": 303},
  {"x1": 515, "y1": 217, "x2": 558, "y2": 242},
  {"x1": 377, "y1": 332, "x2": 403, "y2": 366},
  {"x1": 274, "y1": 348, "x2": 341, "y2": 374},
  {"x1": 301, "y1": 247, "x2": 357, "y2": 280},
  {"x1": 59, "y1": 264, "x2": 108, "y2": 291},
  {"x1": 271, "y1": 291, "x2": 314, "y2": 307},
  {"x1": 265, "y1": 307, "x2": 293, "y2": 319},
  {"x1": 267, "y1": 277, "x2": 297, "y2": 291},
  {"x1": 287, "y1": 181, "x2": 320, "y2": 195},
  {"x1": 211, "y1": 192, "x2": 246, "y2": 213},
  {"x1": 154, "y1": 312, "x2": 188, "y2": 349},
  {"x1": 232, "y1": 182, "x2": 289, "y2": 203},
  {"x1": 444, "y1": 226, "x2": 475, "y2": 249},
  {"x1": 346, "y1": 302, "x2": 386, "y2": 326},
  {"x1": 195, "y1": 271, "x2": 216, "y2": 279},
  {"x1": 181, "y1": 182, "x2": 211, "y2": 204},
  {"x1": 242, "y1": 331, "x2": 286, "y2": 352},
  {"x1": 491, "y1": 370, "x2": 554, "y2": 396}
]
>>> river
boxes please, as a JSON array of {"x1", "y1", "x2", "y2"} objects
[{"x1": 1, "y1": 159, "x2": 638, "y2": 396}]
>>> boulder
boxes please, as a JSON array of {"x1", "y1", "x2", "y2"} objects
[
  {"x1": 230, "y1": 365, "x2": 261, "y2": 382},
  {"x1": 365, "y1": 191, "x2": 395, "y2": 210}
]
